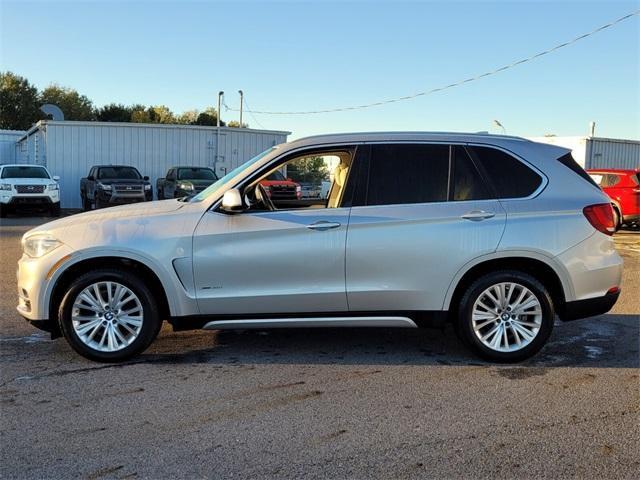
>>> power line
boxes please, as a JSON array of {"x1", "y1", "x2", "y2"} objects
[{"x1": 225, "y1": 10, "x2": 639, "y2": 115}]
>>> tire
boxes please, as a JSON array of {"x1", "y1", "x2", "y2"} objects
[
  {"x1": 82, "y1": 194, "x2": 90, "y2": 211},
  {"x1": 157, "y1": 189, "x2": 164, "y2": 200},
  {"x1": 50, "y1": 203, "x2": 61, "y2": 217},
  {"x1": 455, "y1": 270, "x2": 554, "y2": 363},
  {"x1": 0, "y1": 205, "x2": 6, "y2": 218},
  {"x1": 57, "y1": 269, "x2": 162, "y2": 362}
]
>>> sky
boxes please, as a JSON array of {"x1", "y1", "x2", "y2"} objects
[{"x1": 1, "y1": 0, "x2": 639, "y2": 140}]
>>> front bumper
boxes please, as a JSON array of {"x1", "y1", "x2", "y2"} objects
[
  {"x1": 1, "y1": 195, "x2": 59, "y2": 207},
  {"x1": 16, "y1": 244, "x2": 74, "y2": 322},
  {"x1": 97, "y1": 190, "x2": 152, "y2": 205}
]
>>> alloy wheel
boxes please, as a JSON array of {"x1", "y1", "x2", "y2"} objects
[
  {"x1": 71, "y1": 281, "x2": 144, "y2": 352},
  {"x1": 471, "y1": 282, "x2": 542, "y2": 352}
]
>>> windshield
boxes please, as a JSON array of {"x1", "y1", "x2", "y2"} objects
[
  {"x1": 190, "y1": 147, "x2": 276, "y2": 202},
  {"x1": 98, "y1": 166, "x2": 141, "y2": 180},
  {"x1": 178, "y1": 168, "x2": 217, "y2": 181},
  {"x1": 1, "y1": 166, "x2": 50, "y2": 179},
  {"x1": 265, "y1": 170, "x2": 286, "y2": 181}
]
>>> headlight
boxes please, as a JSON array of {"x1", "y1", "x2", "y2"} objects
[
  {"x1": 144, "y1": 184, "x2": 152, "y2": 191},
  {"x1": 98, "y1": 183, "x2": 112, "y2": 191},
  {"x1": 178, "y1": 182, "x2": 194, "y2": 191},
  {"x1": 48, "y1": 183, "x2": 59, "y2": 191},
  {"x1": 22, "y1": 234, "x2": 62, "y2": 258},
  {"x1": 0, "y1": 183, "x2": 11, "y2": 191}
]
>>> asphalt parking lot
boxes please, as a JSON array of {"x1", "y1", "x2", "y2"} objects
[{"x1": 1, "y1": 216, "x2": 638, "y2": 480}]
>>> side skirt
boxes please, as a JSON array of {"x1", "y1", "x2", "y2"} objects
[{"x1": 168, "y1": 311, "x2": 448, "y2": 332}]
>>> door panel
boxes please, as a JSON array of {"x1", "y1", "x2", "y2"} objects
[
  {"x1": 193, "y1": 208, "x2": 350, "y2": 314},
  {"x1": 345, "y1": 200, "x2": 506, "y2": 311}
]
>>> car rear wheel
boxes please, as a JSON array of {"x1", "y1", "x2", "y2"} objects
[
  {"x1": 58, "y1": 269, "x2": 162, "y2": 362},
  {"x1": 456, "y1": 271, "x2": 554, "y2": 362}
]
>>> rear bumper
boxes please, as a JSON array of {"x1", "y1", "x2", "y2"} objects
[
  {"x1": 622, "y1": 213, "x2": 640, "y2": 224},
  {"x1": 558, "y1": 290, "x2": 620, "y2": 321}
]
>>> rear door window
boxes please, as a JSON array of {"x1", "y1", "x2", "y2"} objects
[
  {"x1": 469, "y1": 146, "x2": 543, "y2": 198},
  {"x1": 365, "y1": 144, "x2": 449, "y2": 206},
  {"x1": 452, "y1": 146, "x2": 491, "y2": 201}
]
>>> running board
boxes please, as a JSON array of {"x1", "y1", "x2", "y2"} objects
[{"x1": 202, "y1": 316, "x2": 418, "y2": 330}]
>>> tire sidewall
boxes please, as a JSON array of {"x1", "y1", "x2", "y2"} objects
[
  {"x1": 457, "y1": 271, "x2": 554, "y2": 362},
  {"x1": 58, "y1": 269, "x2": 161, "y2": 362}
]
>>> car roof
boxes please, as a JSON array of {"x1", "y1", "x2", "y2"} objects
[
  {"x1": 0, "y1": 164, "x2": 48, "y2": 168},
  {"x1": 170, "y1": 166, "x2": 214, "y2": 170},
  {"x1": 93, "y1": 165, "x2": 140, "y2": 168},
  {"x1": 285, "y1": 131, "x2": 531, "y2": 149}
]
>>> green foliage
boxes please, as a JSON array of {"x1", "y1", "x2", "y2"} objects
[
  {"x1": 40, "y1": 84, "x2": 95, "y2": 121},
  {"x1": 227, "y1": 120, "x2": 248, "y2": 128},
  {"x1": 0, "y1": 72, "x2": 41, "y2": 130},
  {"x1": 96, "y1": 103, "x2": 134, "y2": 122},
  {"x1": 287, "y1": 156, "x2": 329, "y2": 184}
]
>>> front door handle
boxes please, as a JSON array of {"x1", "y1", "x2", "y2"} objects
[
  {"x1": 307, "y1": 221, "x2": 341, "y2": 231},
  {"x1": 461, "y1": 210, "x2": 495, "y2": 221}
]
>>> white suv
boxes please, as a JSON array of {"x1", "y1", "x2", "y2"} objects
[
  {"x1": 16, "y1": 133, "x2": 623, "y2": 362},
  {"x1": 0, "y1": 164, "x2": 60, "y2": 217}
]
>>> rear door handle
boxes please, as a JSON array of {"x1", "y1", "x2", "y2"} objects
[
  {"x1": 461, "y1": 210, "x2": 495, "y2": 221},
  {"x1": 307, "y1": 221, "x2": 341, "y2": 231}
]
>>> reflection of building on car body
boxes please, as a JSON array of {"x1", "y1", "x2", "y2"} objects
[{"x1": 0, "y1": 164, "x2": 60, "y2": 217}]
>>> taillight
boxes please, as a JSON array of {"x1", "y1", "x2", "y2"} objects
[{"x1": 583, "y1": 203, "x2": 616, "y2": 235}]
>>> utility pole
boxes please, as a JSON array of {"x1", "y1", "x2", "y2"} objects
[
  {"x1": 217, "y1": 91, "x2": 224, "y2": 127},
  {"x1": 238, "y1": 90, "x2": 244, "y2": 128}
]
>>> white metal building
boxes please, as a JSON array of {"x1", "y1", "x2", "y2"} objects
[
  {"x1": 0, "y1": 129, "x2": 26, "y2": 163},
  {"x1": 529, "y1": 135, "x2": 640, "y2": 169},
  {"x1": 14, "y1": 121, "x2": 289, "y2": 208}
]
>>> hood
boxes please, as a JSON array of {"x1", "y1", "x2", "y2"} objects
[
  {"x1": 95, "y1": 178, "x2": 149, "y2": 185},
  {"x1": 26, "y1": 199, "x2": 187, "y2": 240},
  {"x1": 2, "y1": 178, "x2": 55, "y2": 185}
]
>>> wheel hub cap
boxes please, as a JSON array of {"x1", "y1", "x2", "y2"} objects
[
  {"x1": 71, "y1": 281, "x2": 144, "y2": 353},
  {"x1": 471, "y1": 282, "x2": 542, "y2": 353}
]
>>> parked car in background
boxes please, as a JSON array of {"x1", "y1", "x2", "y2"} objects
[
  {"x1": 0, "y1": 164, "x2": 60, "y2": 217},
  {"x1": 259, "y1": 170, "x2": 301, "y2": 206},
  {"x1": 80, "y1": 165, "x2": 152, "y2": 210},
  {"x1": 587, "y1": 168, "x2": 640, "y2": 229},
  {"x1": 157, "y1": 166, "x2": 218, "y2": 199},
  {"x1": 299, "y1": 182, "x2": 322, "y2": 199},
  {"x1": 17, "y1": 133, "x2": 622, "y2": 363}
]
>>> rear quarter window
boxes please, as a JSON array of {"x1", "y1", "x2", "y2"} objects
[
  {"x1": 557, "y1": 153, "x2": 599, "y2": 188},
  {"x1": 468, "y1": 146, "x2": 542, "y2": 198}
]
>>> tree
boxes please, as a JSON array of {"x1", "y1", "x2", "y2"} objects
[
  {"x1": 0, "y1": 72, "x2": 41, "y2": 130},
  {"x1": 176, "y1": 109, "x2": 199, "y2": 125},
  {"x1": 194, "y1": 107, "x2": 224, "y2": 126},
  {"x1": 96, "y1": 103, "x2": 133, "y2": 122},
  {"x1": 287, "y1": 156, "x2": 329, "y2": 184},
  {"x1": 40, "y1": 84, "x2": 95, "y2": 121},
  {"x1": 226, "y1": 120, "x2": 249, "y2": 128},
  {"x1": 149, "y1": 105, "x2": 175, "y2": 124}
]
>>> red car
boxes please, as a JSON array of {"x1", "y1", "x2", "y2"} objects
[
  {"x1": 587, "y1": 168, "x2": 640, "y2": 228},
  {"x1": 259, "y1": 170, "x2": 302, "y2": 203}
]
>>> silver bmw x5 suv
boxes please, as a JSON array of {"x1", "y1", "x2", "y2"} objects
[{"x1": 17, "y1": 132, "x2": 623, "y2": 362}]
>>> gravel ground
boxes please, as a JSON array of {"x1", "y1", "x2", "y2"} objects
[{"x1": 1, "y1": 215, "x2": 638, "y2": 480}]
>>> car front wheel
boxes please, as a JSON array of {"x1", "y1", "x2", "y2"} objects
[
  {"x1": 456, "y1": 271, "x2": 554, "y2": 362},
  {"x1": 57, "y1": 269, "x2": 162, "y2": 362}
]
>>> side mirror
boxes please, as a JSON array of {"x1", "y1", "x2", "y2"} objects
[
  {"x1": 220, "y1": 188, "x2": 244, "y2": 213},
  {"x1": 143, "y1": 176, "x2": 149, "y2": 181},
  {"x1": 52, "y1": 175, "x2": 60, "y2": 182},
  {"x1": 87, "y1": 175, "x2": 95, "y2": 181}
]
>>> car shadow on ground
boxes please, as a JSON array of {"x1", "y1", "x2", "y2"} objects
[{"x1": 135, "y1": 313, "x2": 639, "y2": 369}]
